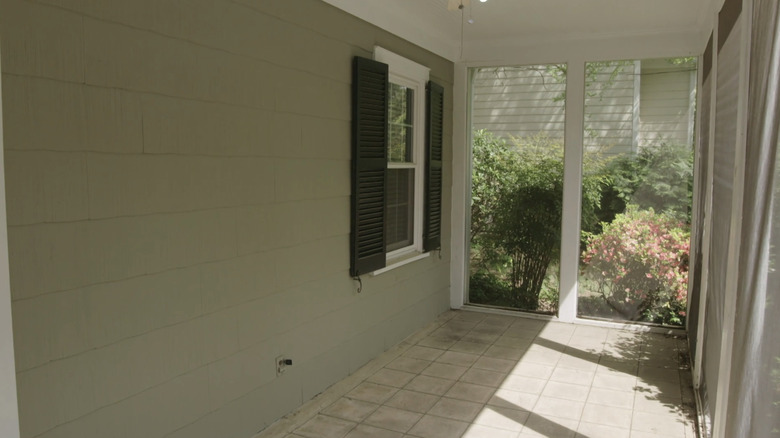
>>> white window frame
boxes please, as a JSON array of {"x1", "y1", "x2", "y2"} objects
[{"x1": 374, "y1": 47, "x2": 430, "y2": 265}]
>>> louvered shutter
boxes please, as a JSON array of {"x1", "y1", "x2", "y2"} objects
[
  {"x1": 424, "y1": 81, "x2": 444, "y2": 251},
  {"x1": 350, "y1": 56, "x2": 388, "y2": 276}
]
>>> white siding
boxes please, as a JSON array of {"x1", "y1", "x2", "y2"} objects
[
  {"x1": 584, "y1": 62, "x2": 637, "y2": 155},
  {"x1": 472, "y1": 60, "x2": 696, "y2": 155},
  {"x1": 638, "y1": 58, "x2": 697, "y2": 147},
  {"x1": 472, "y1": 66, "x2": 566, "y2": 142}
]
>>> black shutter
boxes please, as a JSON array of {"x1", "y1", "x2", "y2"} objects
[
  {"x1": 351, "y1": 56, "x2": 388, "y2": 276},
  {"x1": 424, "y1": 81, "x2": 444, "y2": 251}
]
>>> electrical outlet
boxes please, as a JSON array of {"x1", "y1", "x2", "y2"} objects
[{"x1": 276, "y1": 355, "x2": 292, "y2": 376}]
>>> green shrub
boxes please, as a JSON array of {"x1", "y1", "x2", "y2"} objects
[
  {"x1": 470, "y1": 130, "x2": 605, "y2": 311},
  {"x1": 581, "y1": 206, "x2": 690, "y2": 325},
  {"x1": 598, "y1": 143, "x2": 693, "y2": 224}
]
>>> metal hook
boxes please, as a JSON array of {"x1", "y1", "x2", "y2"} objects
[{"x1": 353, "y1": 275, "x2": 363, "y2": 294}]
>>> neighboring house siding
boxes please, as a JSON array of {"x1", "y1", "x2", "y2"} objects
[
  {"x1": 473, "y1": 61, "x2": 695, "y2": 155},
  {"x1": 584, "y1": 63, "x2": 637, "y2": 155},
  {"x1": 472, "y1": 66, "x2": 565, "y2": 142},
  {"x1": 0, "y1": 1, "x2": 453, "y2": 437},
  {"x1": 638, "y1": 59, "x2": 697, "y2": 148}
]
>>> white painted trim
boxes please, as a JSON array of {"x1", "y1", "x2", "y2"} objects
[
  {"x1": 688, "y1": 68, "x2": 698, "y2": 146},
  {"x1": 0, "y1": 36, "x2": 21, "y2": 438},
  {"x1": 375, "y1": 46, "x2": 430, "y2": 257},
  {"x1": 712, "y1": 0, "x2": 752, "y2": 435},
  {"x1": 632, "y1": 60, "x2": 642, "y2": 152},
  {"x1": 558, "y1": 60, "x2": 586, "y2": 323},
  {"x1": 372, "y1": 252, "x2": 431, "y2": 276},
  {"x1": 693, "y1": 21, "x2": 718, "y2": 389},
  {"x1": 450, "y1": 63, "x2": 470, "y2": 309},
  {"x1": 462, "y1": 305, "x2": 687, "y2": 335}
]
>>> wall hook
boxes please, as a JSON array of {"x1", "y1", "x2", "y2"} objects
[{"x1": 353, "y1": 275, "x2": 363, "y2": 293}]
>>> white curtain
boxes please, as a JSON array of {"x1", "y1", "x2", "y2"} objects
[
  {"x1": 702, "y1": 3, "x2": 744, "y2": 425},
  {"x1": 724, "y1": 0, "x2": 780, "y2": 435}
]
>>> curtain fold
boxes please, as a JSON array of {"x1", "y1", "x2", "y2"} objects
[{"x1": 725, "y1": 0, "x2": 780, "y2": 436}]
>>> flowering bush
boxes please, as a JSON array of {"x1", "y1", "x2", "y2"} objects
[{"x1": 581, "y1": 206, "x2": 689, "y2": 325}]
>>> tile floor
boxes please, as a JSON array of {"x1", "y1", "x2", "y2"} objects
[{"x1": 256, "y1": 310, "x2": 698, "y2": 438}]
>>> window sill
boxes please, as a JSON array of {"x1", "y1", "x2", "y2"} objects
[{"x1": 371, "y1": 251, "x2": 430, "y2": 276}]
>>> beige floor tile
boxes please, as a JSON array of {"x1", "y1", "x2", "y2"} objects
[
  {"x1": 630, "y1": 432, "x2": 681, "y2": 438},
  {"x1": 259, "y1": 316, "x2": 696, "y2": 438},
  {"x1": 451, "y1": 311, "x2": 487, "y2": 323},
  {"x1": 421, "y1": 362, "x2": 469, "y2": 380},
  {"x1": 472, "y1": 356, "x2": 517, "y2": 373},
  {"x1": 532, "y1": 396, "x2": 584, "y2": 421},
  {"x1": 347, "y1": 382, "x2": 399, "y2": 405},
  {"x1": 344, "y1": 424, "x2": 403, "y2": 438},
  {"x1": 322, "y1": 398, "x2": 380, "y2": 423},
  {"x1": 635, "y1": 378, "x2": 682, "y2": 399},
  {"x1": 572, "y1": 325, "x2": 610, "y2": 340},
  {"x1": 591, "y1": 372, "x2": 637, "y2": 392},
  {"x1": 557, "y1": 352, "x2": 600, "y2": 372},
  {"x1": 488, "y1": 388, "x2": 538, "y2": 412},
  {"x1": 493, "y1": 335, "x2": 534, "y2": 349},
  {"x1": 517, "y1": 350, "x2": 561, "y2": 366},
  {"x1": 598, "y1": 357, "x2": 639, "y2": 374},
  {"x1": 473, "y1": 405, "x2": 529, "y2": 432},
  {"x1": 431, "y1": 326, "x2": 469, "y2": 339},
  {"x1": 461, "y1": 331, "x2": 502, "y2": 344},
  {"x1": 407, "y1": 414, "x2": 469, "y2": 438},
  {"x1": 384, "y1": 390, "x2": 440, "y2": 414},
  {"x1": 386, "y1": 356, "x2": 432, "y2": 374},
  {"x1": 436, "y1": 351, "x2": 480, "y2": 367},
  {"x1": 417, "y1": 336, "x2": 458, "y2": 350},
  {"x1": 295, "y1": 415, "x2": 357, "y2": 438},
  {"x1": 404, "y1": 345, "x2": 445, "y2": 361},
  {"x1": 509, "y1": 362, "x2": 554, "y2": 380},
  {"x1": 462, "y1": 424, "x2": 519, "y2": 438},
  {"x1": 503, "y1": 325, "x2": 540, "y2": 340},
  {"x1": 450, "y1": 340, "x2": 490, "y2": 355},
  {"x1": 499, "y1": 375, "x2": 547, "y2": 394},
  {"x1": 444, "y1": 382, "x2": 496, "y2": 403},
  {"x1": 477, "y1": 316, "x2": 514, "y2": 329},
  {"x1": 587, "y1": 386, "x2": 635, "y2": 408},
  {"x1": 631, "y1": 410, "x2": 687, "y2": 437},
  {"x1": 405, "y1": 375, "x2": 456, "y2": 396},
  {"x1": 428, "y1": 397, "x2": 484, "y2": 422},
  {"x1": 541, "y1": 381, "x2": 591, "y2": 402},
  {"x1": 484, "y1": 345, "x2": 528, "y2": 361},
  {"x1": 633, "y1": 393, "x2": 683, "y2": 415},
  {"x1": 367, "y1": 369, "x2": 418, "y2": 388},
  {"x1": 519, "y1": 413, "x2": 579, "y2": 438},
  {"x1": 602, "y1": 345, "x2": 641, "y2": 361},
  {"x1": 550, "y1": 367, "x2": 595, "y2": 385},
  {"x1": 576, "y1": 422, "x2": 630, "y2": 438},
  {"x1": 363, "y1": 406, "x2": 422, "y2": 433},
  {"x1": 581, "y1": 403, "x2": 633, "y2": 429},
  {"x1": 459, "y1": 368, "x2": 507, "y2": 387}
]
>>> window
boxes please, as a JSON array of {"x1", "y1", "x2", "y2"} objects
[
  {"x1": 350, "y1": 49, "x2": 443, "y2": 276},
  {"x1": 377, "y1": 48, "x2": 428, "y2": 257}
]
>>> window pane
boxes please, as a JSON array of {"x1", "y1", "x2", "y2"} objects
[
  {"x1": 388, "y1": 83, "x2": 413, "y2": 163},
  {"x1": 578, "y1": 58, "x2": 696, "y2": 327},
  {"x1": 468, "y1": 64, "x2": 566, "y2": 314},
  {"x1": 386, "y1": 168, "x2": 415, "y2": 252}
]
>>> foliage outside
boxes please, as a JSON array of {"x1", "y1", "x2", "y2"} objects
[
  {"x1": 580, "y1": 206, "x2": 690, "y2": 325},
  {"x1": 469, "y1": 130, "x2": 604, "y2": 312},
  {"x1": 469, "y1": 130, "x2": 693, "y2": 326}
]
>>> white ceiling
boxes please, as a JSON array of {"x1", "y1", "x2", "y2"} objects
[{"x1": 322, "y1": 0, "x2": 719, "y2": 62}]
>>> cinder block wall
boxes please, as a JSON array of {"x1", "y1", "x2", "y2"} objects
[{"x1": 0, "y1": 1, "x2": 453, "y2": 437}]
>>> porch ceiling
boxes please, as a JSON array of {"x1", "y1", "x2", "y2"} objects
[{"x1": 322, "y1": 0, "x2": 719, "y2": 61}]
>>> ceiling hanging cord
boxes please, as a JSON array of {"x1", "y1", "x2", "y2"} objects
[{"x1": 459, "y1": 1, "x2": 465, "y2": 61}]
